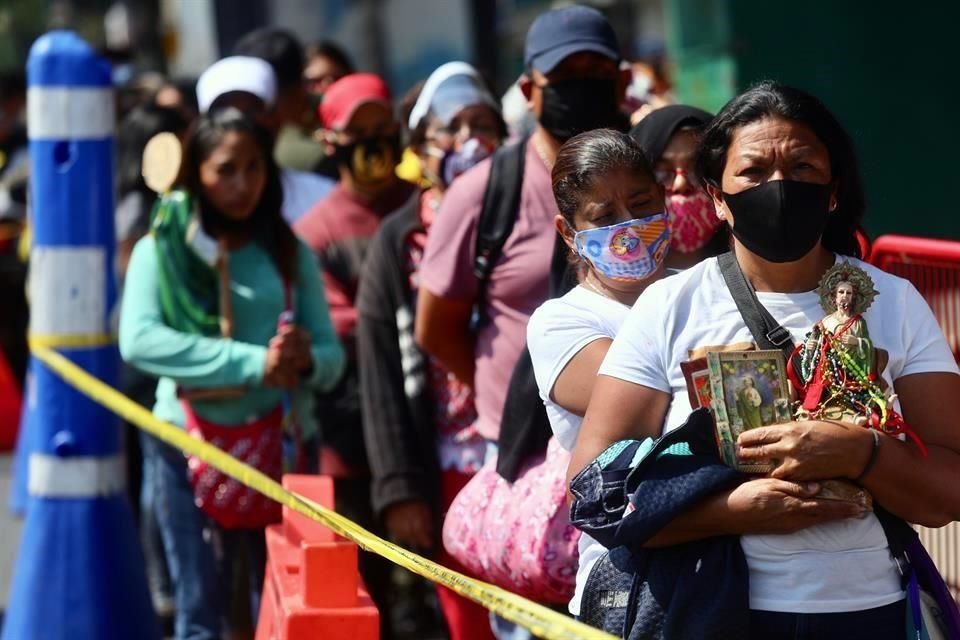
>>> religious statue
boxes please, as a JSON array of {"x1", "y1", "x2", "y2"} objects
[
  {"x1": 794, "y1": 263, "x2": 886, "y2": 424},
  {"x1": 792, "y1": 262, "x2": 926, "y2": 460}
]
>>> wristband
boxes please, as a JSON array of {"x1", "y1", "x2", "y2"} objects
[{"x1": 854, "y1": 429, "x2": 881, "y2": 483}]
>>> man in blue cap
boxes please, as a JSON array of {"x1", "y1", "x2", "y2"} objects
[
  {"x1": 414, "y1": 9, "x2": 627, "y2": 634},
  {"x1": 519, "y1": 4, "x2": 630, "y2": 145}
]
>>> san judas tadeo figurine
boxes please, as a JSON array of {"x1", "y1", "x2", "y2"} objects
[{"x1": 790, "y1": 262, "x2": 926, "y2": 454}]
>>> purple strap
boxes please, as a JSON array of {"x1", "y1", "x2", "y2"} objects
[{"x1": 907, "y1": 571, "x2": 922, "y2": 640}]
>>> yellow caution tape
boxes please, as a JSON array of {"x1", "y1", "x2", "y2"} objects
[
  {"x1": 29, "y1": 333, "x2": 116, "y2": 349},
  {"x1": 29, "y1": 343, "x2": 616, "y2": 640}
]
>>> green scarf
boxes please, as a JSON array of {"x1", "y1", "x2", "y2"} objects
[{"x1": 151, "y1": 190, "x2": 222, "y2": 336}]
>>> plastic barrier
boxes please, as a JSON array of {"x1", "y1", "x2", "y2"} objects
[
  {"x1": 869, "y1": 234, "x2": 960, "y2": 361},
  {"x1": 869, "y1": 234, "x2": 960, "y2": 603},
  {"x1": 29, "y1": 342, "x2": 615, "y2": 640},
  {"x1": 2, "y1": 32, "x2": 159, "y2": 640},
  {"x1": 256, "y1": 475, "x2": 379, "y2": 640}
]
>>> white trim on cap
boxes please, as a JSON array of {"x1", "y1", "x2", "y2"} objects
[
  {"x1": 28, "y1": 453, "x2": 126, "y2": 498},
  {"x1": 408, "y1": 61, "x2": 490, "y2": 131},
  {"x1": 27, "y1": 87, "x2": 115, "y2": 140}
]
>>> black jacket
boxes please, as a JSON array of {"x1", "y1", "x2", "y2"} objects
[
  {"x1": 356, "y1": 193, "x2": 441, "y2": 520},
  {"x1": 569, "y1": 410, "x2": 750, "y2": 639}
]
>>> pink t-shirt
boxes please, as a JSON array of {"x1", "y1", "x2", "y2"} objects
[{"x1": 419, "y1": 140, "x2": 555, "y2": 441}]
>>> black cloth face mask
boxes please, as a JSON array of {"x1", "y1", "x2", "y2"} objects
[
  {"x1": 538, "y1": 77, "x2": 620, "y2": 143},
  {"x1": 334, "y1": 133, "x2": 402, "y2": 184},
  {"x1": 723, "y1": 180, "x2": 832, "y2": 263}
]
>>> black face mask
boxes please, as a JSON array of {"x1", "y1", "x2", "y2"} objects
[
  {"x1": 306, "y1": 93, "x2": 324, "y2": 124},
  {"x1": 723, "y1": 180, "x2": 832, "y2": 263},
  {"x1": 334, "y1": 133, "x2": 402, "y2": 185},
  {"x1": 538, "y1": 77, "x2": 620, "y2": 143}
]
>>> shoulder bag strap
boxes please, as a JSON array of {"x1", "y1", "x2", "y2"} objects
[
  {"x1": 874, "y1": 505, "x2": 914, "y2": 588},
  {"x1": 217, "y1": 240, "x2": 234, "y2": 338},
  {"x1": 473, "y1": 137, "x2": 528, "y2": 323},
  {"x1": 716, "y1": 251, "x2": 794, "y2": 359},
  {"x1": 281, "y1": 278, "x2": 294, "y2": 322}
]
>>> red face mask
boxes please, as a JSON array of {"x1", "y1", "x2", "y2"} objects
[{"x1": 665, "y1": 190, "x2": 722, "y2": 254}]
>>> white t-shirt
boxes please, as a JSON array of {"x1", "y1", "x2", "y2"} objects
[
  {"x1": 527, "y1": 285, "x2": 631, "y2": 616},
  {"x1": 528, "y1": 285, "x2": 630, "y2": 450},
  {"x1": 598, "y1": 256, "x2": 959, "y2": 613}
]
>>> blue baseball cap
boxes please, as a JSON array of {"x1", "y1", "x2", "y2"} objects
[{"x1": 524, "y1": 5, "x2": 621, "y2": 74}]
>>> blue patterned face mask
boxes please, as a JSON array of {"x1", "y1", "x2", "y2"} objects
[{"x1": 573, "y1": 213, "x2": 670, "y2": 281}]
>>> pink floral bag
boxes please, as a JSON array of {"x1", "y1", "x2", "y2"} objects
[{"x1": 441, "y1": 437, "x2": 580, "y2": 604}]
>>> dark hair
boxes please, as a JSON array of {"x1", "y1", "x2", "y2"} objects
[
  {"x1": 167, "y1": 76, "x2": 199, "y2": 115},
  {"x1": 305, "y1": 41, "x2": 355, "y2": 75},
  {"x1": 696, "y1": 80, "x2": 866, "y2": 258},
  {"x1": 234, "y1": 28, "x2": 304, "y2": 90},
  {"x1": 399, "y1": 80, "x2": 428, "y2": 147},
  {"x1": 180, "y1": 108, "x2": 297, "y2": 282},
  {"x1": 116, "y1": 103, "x2": 189, "y2": 198},
  {"x1": 0, "y1": 70, "x2": 26, "y2": 101},
  {"x1": 629, "y1": 104, "x2": 713, "y2": 166},
  {"x1": 552, "y1": 128, "x2": 657, "y2": 225}
]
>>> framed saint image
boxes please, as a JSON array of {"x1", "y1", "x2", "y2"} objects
[{"x1": 707, "y1": 349, "x2": 792, "y2": 472}]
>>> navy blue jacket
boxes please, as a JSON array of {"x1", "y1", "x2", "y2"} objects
[{"x1": 569, "y1": 409, "x2": 750, "y2": 639}]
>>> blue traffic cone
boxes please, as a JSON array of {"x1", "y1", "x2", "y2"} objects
[{"x1": 2, "y1": 31, "x2": 160, "y2": 640}]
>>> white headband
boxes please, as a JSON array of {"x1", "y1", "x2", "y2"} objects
[{"x1": 196, "y1": 56, "x2": 277, "y2": 114}]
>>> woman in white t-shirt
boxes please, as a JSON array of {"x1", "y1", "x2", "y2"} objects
[
  {"x1": 568, "y1": 81, "x2": 960, "y2": 637},
  {"x1": 527, "y1": 129, "x2": 670, "y2": 616}
]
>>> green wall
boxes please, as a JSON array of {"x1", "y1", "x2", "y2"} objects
[{"x1": 666, "y1": 0, "x2": 958, "y2": 240}]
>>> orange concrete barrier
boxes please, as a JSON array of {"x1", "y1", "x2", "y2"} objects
[{"x1": 255, "y1": 474, "x2": 379, "y2": 640}]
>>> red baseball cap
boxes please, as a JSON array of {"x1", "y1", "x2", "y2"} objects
[{"x1": 319, "y1": 73, "x2": 392, "y2": 130}]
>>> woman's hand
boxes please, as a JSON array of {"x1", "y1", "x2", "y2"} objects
[
  {"x1": 644, "y1": 477, "x2": 865, "y2": 546},
  {"x1": 270, "y1": 325, "x2": 314, "y2": 375},
  {"x1": 736, "y1": 420, "x2": 873, "y2": 482},
  {"x1": 725, "y1": 478, "x2": 866, "y2": 534},
  {"x1": 383, "y1": 500, "x2": 434, "y2": 551},
  {"x1": 263, "y1": 344, "x2": 298, "y2": 389}
]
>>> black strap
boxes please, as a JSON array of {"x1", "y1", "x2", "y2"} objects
[
  {"x1": 717, "y1": 252, "x2": 795, "y2": 359},
  {"x1": 473, "y1": 137, "x2": 528, "y2": 323},
  {"x1": 874, "y1": 506, "x2": 915, "y2": 588}
]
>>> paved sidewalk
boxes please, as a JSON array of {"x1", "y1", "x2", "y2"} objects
[{"x1": 0, "y1": 453, "x2": 24, "y2": 626}]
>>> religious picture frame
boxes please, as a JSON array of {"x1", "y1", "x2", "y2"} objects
[{"x1": 706, "y1": 349, "x2": 792, "y2": 473}]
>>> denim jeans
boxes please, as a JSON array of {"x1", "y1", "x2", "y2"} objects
[
  {"x1": 489, "y1": 613, "x2": 534, "y2": 640},
  {"x1": 139, "y1": 432, "x2": 173, "y2": 611},
  {"x1": 154, "y1": 439, "x2": 267, "y2": 640},
  {"x1": 749, "y1": 600, "x2": 906, "y2": 639}
]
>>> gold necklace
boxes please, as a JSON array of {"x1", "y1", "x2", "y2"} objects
[
  {"x1": 531, "y1": 134, "x2": 554, "y2": 171},
  {"x1": 582, "y1": 275, "x2": 607, "y2": 298}
]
